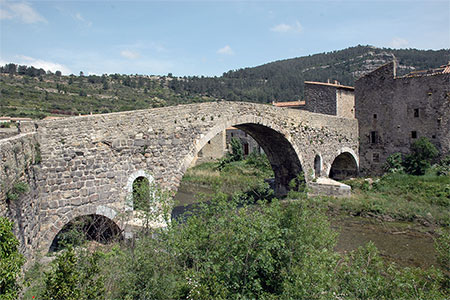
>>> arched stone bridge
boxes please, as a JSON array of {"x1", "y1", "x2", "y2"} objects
[{"x1": 0, "y1": 101, "x2": 358, "y2": 257}]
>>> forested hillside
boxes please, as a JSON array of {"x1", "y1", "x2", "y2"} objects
[{"x1": 1, "y1": 45, "x2": 448, "y2": 119}]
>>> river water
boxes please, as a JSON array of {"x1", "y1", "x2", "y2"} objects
[{"x1": 173, "y1": 182, "x2": 438, "y2": 269}]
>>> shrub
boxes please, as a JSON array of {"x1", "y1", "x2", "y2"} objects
[
  {"x1": 435, "y1": 155, "x2": 450, "y2": 176},
  {"x1": 41, "y1": 247, "x2": 104, "y2": 300},
  {"x1": 0, "y1": 217, "x2": 25, "y2": 300},
  {"x1": 384, "y1": 152, "x2": 404, "y2": 173},
  {"x1": 403, "y1": 137, "x2": 439, "y2": 175}
]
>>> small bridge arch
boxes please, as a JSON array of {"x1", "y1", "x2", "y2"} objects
[{"x1": 40, "y1": 205, "x2": 124, "y2": 253}]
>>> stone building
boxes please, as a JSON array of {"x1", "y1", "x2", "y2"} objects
[
  {"x1": 304, "y1": 81, "x2": 355, "y2": 118},
  {"x1": 226, "y1": 127, "x2": 262, "y2": 155},
  {"x1": 272, "y1": 81, "x2": 355, "y2": 118},
  {"x1": 355, "y1": 61, "x2": 450, "y2": 175},
  {"x1": 194, "y1": 129, "x2": 227, "y2": 164}
]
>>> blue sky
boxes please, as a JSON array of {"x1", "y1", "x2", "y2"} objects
[{"x1": 1, "y1": 0, "x2": 449, "y2": 76}]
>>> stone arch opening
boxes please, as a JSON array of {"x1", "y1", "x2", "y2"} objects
[
  {"x1": 133, "y1": 176, "x2": 151, "y2": 211},
  {"x1": 231, "y1": 123, "x2": 303, "y2": 197},
  {"x1": 49, "y1": 214, "x2": 122, "y2": 252},
  {"x1": 329, "y1": 152, "x2": 358, "y2": 181},
  {"x1": 125, "y1": 170, "x2": 154, "y2": 211},
  {"x1": 314, "y1": 154, "x2": 322, "y2": 177}
]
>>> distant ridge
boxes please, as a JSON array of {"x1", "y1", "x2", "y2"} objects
[{"x1": 1, "y1": 45, "x2": 449, "y2": 119}]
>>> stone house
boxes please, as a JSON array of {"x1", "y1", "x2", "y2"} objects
[{"x1": 355, "y1": 61, "x2": 450, "y2": 175}]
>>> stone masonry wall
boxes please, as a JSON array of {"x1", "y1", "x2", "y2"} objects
[
  {"x1": 336, "y1": 89, "x2": 355, "y2": 118},
  {"x1": 304, "y1": 83, "x2": 337, "y2": 115},
  {"x1": 0, "y1": 132, "x2": 42, "y2": 258},
  {"x1": 355, "y1": 62, "x2": 450, "y2": 175},
  {"x1": 195, "y1": 130, "x2": 226, "y2": 165}
]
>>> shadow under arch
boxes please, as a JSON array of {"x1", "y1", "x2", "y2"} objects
[
  {"x1": 183, "y1": 117, "x2": 304, "y2": 197},
  {"x1": 40, "y1": 205, "x2": 124, "y2": 254},
  {"x1": 49, "y1": 214, "x2": 122, "y2": 252},
  {"x1": 329, "y1": 152, "x2": 359, "y2": 181}
]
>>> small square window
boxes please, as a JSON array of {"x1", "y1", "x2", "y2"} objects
[
  {"x1": 411, "y1": 131, "x2": 417, "y2": 139},
  {"x1": 414, "y1": 109, "x2": 419, "y2": 118},
  {"x1": 373, "y1": 114, "x2": 377, "y2": 119},
  {"x1": 372, "y1": 153, "x2": 380, "y2": 162}
]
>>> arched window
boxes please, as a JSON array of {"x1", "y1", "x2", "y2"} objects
[
  {"x1": 132, "y1": 176, "x2": 150, "y2": 211},
  {"x1": 314, "y1": 154, "x2": 322, "y2": 177}
]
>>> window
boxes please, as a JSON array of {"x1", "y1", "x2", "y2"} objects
[
  {"x1": 370, "y1": 131, "x2": 378, "y2": 144},
  {"x1": 411, "y1": 131, "x2": 417, "y2": 139},
  {"x1": 432, "y1": 135, "x2": 436, "y2": 139},
  {"x1": 231, "y1": 133, "x2": 234, "y2": 137},
  {"x1": 373, "y1": 114, "x2": 377, "y2": 119},
  {"x1": 414, "y1": 109, "x2": 419, "y2": 118},
  {"x1": 372, "y1": 153, "x2": 380, "y2": 162},
  {"x1": 207, "y1": 141, "x2": 211, "y2": 144}
]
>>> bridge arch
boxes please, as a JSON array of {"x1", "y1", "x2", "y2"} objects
[
  {"x1": 328, "y1": 148, "x2": 359, "y2": 181},
  {"x1": 181, "y1": 114, "x2": 305, "y2": 197},
  {"x1": 40, "y1": 205, "x2": 123, "y2": 253}
]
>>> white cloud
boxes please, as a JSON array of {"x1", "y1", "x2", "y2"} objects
[
  {"x1": 120, "y1": 50, "x2": 141, "y2": 59},
  {"x1": 390, "y1": 37, "x2": 409, "y2": 48},
  {"x1": 0, "y1": 1, "x2": 47, "y2": 24},
  {"x1": 74, "y1": 12, "x2": 92, "y2": 27},
  {"x1": 270, "y1": 21, "x2": 302, "y2": 33},
  {"x1": 217, "y1": 45, "x2": 234, "y2": 55},
  {"x1": 0, "y1": 55, "x2": 71, "y2": 74}
]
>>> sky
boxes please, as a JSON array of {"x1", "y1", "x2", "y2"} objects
[{"x1": 0, "y1": 0, "x2": 449, "y2": 76}]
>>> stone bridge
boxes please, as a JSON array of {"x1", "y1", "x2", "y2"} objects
[{"x1": 0, "y1": 101, "x2": 358, "y2": 258}]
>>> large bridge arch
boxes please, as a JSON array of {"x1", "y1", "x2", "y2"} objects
[{"x1": 181, "y1": 114, "x2": 305, "y2": 197}]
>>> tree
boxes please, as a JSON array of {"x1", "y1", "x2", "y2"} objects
[{"x1": 0, "y1": 217, "x2": 25, "y2": 300}]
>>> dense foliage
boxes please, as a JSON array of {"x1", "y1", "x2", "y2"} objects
[
  {"x1": 0, "y1": 217, "x2": 25, "y2": 300},
  {"x1": 1, "y1": 45, "x2": 448, "y2": 119},
  {"x1": 24, "y1": 198, "x2": 449, "y2": 299},
  {"x1": 42, "y1": 247, "x2": 104, "y2": 300}
]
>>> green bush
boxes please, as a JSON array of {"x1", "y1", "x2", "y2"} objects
[
  {"x1": 0, "y1": 217, "x2": 25, "y2": 300},
  {"x1": 384, "y1": 152, "x2": 404, "y2": 173},
  {"x1": 6, "y1": 181, "x2": 29, "y2": 202},
  {"x1": 41, "y1": 247, "x2": 104, "y2": 300},
  {"x1": 404, "y1": 137, "x2": 439, "y2": 175}
]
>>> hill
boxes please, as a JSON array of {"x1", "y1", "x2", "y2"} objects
[{"x1": 0, "y1": 45, "x2": 448, "y2": 119}]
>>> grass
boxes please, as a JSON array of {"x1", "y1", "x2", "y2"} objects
[
  {"x1": 182, "y1": 155, "x2": 273, "y2": 195},
  {"x1": 186, "y1": 158, "x2": 449, "y2": 227},
  {"x1": 325, "y1": 173, "x2": 450, "y2": 227}
]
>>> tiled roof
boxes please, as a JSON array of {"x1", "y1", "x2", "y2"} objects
[
  {"x1": 272, "y1": 101, "x2": 306, "y2": 107},
  {"x1": 304, "y1": 81, "x2": 354, "y2": 90}
]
